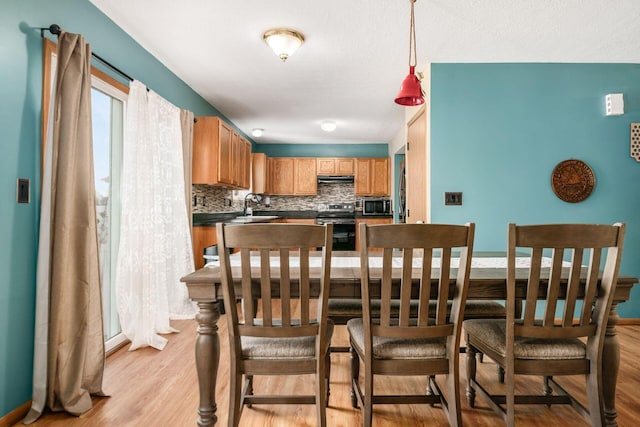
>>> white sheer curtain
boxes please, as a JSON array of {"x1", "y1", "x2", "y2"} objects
[{"x1": 116, "y1": 80, "x2": 196, "y2": 351}]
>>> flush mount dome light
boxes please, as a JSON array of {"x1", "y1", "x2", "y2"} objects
[
  {"x1": 252, "y1": 128, "x2": 264, "y2": 137},
  {"x1": 320, "y1": 121, "x2": 337, "y2": 132},
  {"x1": 263, "y1": 28, "x2": 305, "y2": 62}
]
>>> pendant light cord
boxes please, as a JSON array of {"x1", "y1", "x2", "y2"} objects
[{"x1": 408, "y1": 0, "x2": 417, "y2": 67}]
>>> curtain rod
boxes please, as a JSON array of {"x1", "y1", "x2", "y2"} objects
[
  {"x1": 40, "y1": 24, "x2": 134, "y2": 82},
  {"x1": 40, "y1": 24, "x2": 198, "y2": 123}
]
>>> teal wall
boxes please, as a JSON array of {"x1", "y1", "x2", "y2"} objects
[
  {"x1": 0, "y1": 0, "x2": 229, "y2": 417},
  {"x1": 430, "y1": 63, "x2": 640, "y2": 318},
  {"x1": 257, "y1": 143, "x2": 388, "y2": 158}
]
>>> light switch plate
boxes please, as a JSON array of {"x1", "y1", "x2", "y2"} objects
[{"x1": 444, "y1": 192, "x2": 462, "y2": 206}]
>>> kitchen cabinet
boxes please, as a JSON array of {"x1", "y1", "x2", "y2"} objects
[
  {"x1": 317, "y1": 158, "x2": 355, "y2": 175},
  {"x1": 355, "y1": 157, "x2": 390, "y2": 196},
  {"x1": 235, "y1": 134, "x2": 251, "y2": 188},
  {"x1": 270, "y1": 157, "x2": 295, "y2": 194},
  {"x1": 193, "y1": 116, "x2": 251, "y2": 189},
  {"x1": 252, "y1": 153, "x2": 267, "y2": 194},
  {"x1": 192, "y1": 226, "x2": 217, "y2": 270},
  {"x1": 355, "y1": 217, "x2": 392, "y2": 251},
  {"x1": 294, "y1": 158, "x2": 317, "y2": 195},
  {"x1": 268, "y1": 157, "x2": 317, "y2": 195}
]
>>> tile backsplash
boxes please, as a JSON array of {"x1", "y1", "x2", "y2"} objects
[{"x1": 192, "y1": 182, "x2": 358, "y2": 213}]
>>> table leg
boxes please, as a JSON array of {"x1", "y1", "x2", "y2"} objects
[
  {"x1": 603, "y1": 302, "x2": 620, "y2": 427},
  {"x1": 195, "y1": 301, "x2": 221, "y2": 427}
]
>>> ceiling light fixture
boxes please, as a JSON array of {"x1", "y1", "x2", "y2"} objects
[
  {"x1": 395, "y1": 0, "x2": 425, "y2": 106},
  {"x1": 263, "y1": 28, "x2": 305, "y2": 62},
  {"x1": 252, "y1": 128, "x2": 264, "y2": 137},
  {"x1": 320, "y1": 121, "x2": 337, "y2": 132}
]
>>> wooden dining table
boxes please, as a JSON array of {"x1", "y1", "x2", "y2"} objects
[{"x1": 181, "y1": 251, "x2": 638, "y2": 427}]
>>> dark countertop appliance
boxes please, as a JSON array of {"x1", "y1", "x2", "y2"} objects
[{"x1": 362, "y1": 198, "x2": 391, "y2": 216}]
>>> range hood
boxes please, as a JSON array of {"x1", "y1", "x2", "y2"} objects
[{"x1": 317, "y1": 175, "x2": 355, "y2": 184}]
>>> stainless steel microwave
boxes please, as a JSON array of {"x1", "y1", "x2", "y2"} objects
[{"x1": 362, "y1": 199, "x2": 391, "y2": 216}]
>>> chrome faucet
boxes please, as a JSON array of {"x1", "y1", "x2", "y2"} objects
[{"x1": 243, "y1": 193, "x2": 262, "y2": 216}]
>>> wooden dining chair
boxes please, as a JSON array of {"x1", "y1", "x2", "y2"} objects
[
  {"x1": 347, "y1": 222, "x2": 475, "y2": 427},
  {"x1": 216, "y1": 222, "x2": 334, "y2": 427},
  {"x1": 464, "y1": 223, "x2": 625, "y2": 427}
]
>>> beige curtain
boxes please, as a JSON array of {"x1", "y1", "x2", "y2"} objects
[
  {"x1": 181, "y1": 110, "x2": 194, "y2": 230},
  {"x1": 24, "y1": 31, "x2": 105, "y2": 423}
]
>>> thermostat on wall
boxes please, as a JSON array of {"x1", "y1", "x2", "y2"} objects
[{"x1": 605, "y1": 93, "x2": 624, "y2": 116}]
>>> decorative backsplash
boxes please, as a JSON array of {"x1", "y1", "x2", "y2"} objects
[{"x1": 192, "y1": 182, "x2": 358, "y2": 213}]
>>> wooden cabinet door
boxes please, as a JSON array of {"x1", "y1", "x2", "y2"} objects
[
  {"x1": 193, "y1": 117, "x2": 220, "y2": 184},
  {"x1": 252, "y1": 153, "x2": 267, "y2": 194},
  {"x1": 336, "y1": 158, "x2": 355, "y2": 175},
  {"x1": 317, "y1": 158, "x2": 336, "y2": 175},
  {"x1": 270, "y1": 158, "x2": 295, "y2": 194},
  {"x1": 217, "y1": 121, "x2": 234, "y2": 185},
  {"x1": 371, "y1": 158, "x2": 390, "y2": 196},
  {"x1": 355, "y1": 158, "x2": 372, "y2": 195},
  {"x1": 266, "y1": 157, "x2": 273, "y2": 194},
  {"x1": 192, "y1": 226, "x2": 217, "y2": 270},
  {"x1": 355, "y1": 158, "x2": 390, "y2": 196},
  {"x1": 294, "y1": 158, "x2": 317, "y2": 195},
  {"x1": 355, "y1": 217, "x2": 392, "y2": 251},
  {"x1": 406, "y1": 107, "x2": 427, "y2": 223},
  {"x1": 317, "y1": 158, "x2": 355, "y2": 176},
  {"x1": 238, "y1": 136, "x2": 251, "y2": 189},
  {"x1": 231, "y1": 132, "x2": 241, "y2": 186}
]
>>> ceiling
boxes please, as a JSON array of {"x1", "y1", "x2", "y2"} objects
[{"x1": 89, "y1": 0, "x2": 640, "y2": 145}]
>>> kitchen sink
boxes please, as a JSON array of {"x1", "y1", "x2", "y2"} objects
[{"x1": 228, "y1": 215, "x2": 279, "y2": 224}]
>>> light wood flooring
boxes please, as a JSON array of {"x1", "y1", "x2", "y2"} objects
[{"x1": 20, "y1": 315, "x2": 640, "y2": 427}]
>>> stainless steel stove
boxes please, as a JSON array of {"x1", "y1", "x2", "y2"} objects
[{"x1": 316, "y1": 203, "x2": 356, "y2": 250}]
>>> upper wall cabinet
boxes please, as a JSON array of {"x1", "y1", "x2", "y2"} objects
[
  {"x1": 193, "y1": 116, "x2": 251, "y2": 189},
  {"x1": 317, "y1": 157, "x2": 355, "y2": 175},
  {"x1": 252, "y1": 153, "x2": 267, "y2": 194},
  {"x1": 294, "y1": 158, "x2": 317, "y2": 195},
  {"x1": 268, "y1": 157, "x2": 317, "y2": 195},
  {"x1": 355, "y1": 157, "x2": 390, "y2": 196},
  {"x1": 269, "y1": 157, "x2": 295, "y2": 194}
]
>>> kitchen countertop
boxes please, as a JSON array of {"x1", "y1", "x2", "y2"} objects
[
  {"x1": 193, "y1": 210, "x2": 392, "y2": 226},
  {"x1": 193, "y1": 210, "x2": 319, "y2": 226}
]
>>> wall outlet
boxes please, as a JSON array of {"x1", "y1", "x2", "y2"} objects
[
  {"x1": 444, "y1": 192, "x2": 462, "y2": 206},
  {"x1": 17, "y1": 178, "x2": 30, "y2": 203}
]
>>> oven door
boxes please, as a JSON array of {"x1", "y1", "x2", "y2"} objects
[{"x1": 316, "y1": 219, "x2": 356, "y2": 251}]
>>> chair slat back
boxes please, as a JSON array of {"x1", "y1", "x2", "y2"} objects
[
  {"x1": 217, "y1": 223, "x2": 333, "y2": 342},
  {"x1": 509, "y1": 223, "x2": 625, "y2": 341},
  {"x1": 361, "y1": 223, "x2": 475, "y2": 341}
]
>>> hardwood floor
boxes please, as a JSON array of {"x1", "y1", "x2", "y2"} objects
[{"x1": 20, "y1": 317, "x2": 640, "y2": 427}]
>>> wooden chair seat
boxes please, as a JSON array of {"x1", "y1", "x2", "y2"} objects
[
  {"x1": 347, "y1": 318, "x2": 446, "y2": 359},
  {"x1": 464, "y1": 319, "x2": 586, "y2": 360},
  {"x1": 242, "y1": 320, "x2": 334, "y2": 359}
]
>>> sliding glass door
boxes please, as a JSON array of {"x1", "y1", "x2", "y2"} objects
[{"x1": 91, "y1": 78, "x2": 126, "y2": 351}]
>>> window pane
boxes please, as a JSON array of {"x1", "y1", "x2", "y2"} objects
[{"x1": 91, "y1": 87, "x2": 123, "y2": 343}]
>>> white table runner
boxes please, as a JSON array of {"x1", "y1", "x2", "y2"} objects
[{"x1": 207, "y1": 256, "x2": 567, "y2": 269}]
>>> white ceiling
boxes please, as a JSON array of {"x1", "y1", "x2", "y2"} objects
[{"x1": 89, "y1": 0, "x2": 640, "y2": 145}]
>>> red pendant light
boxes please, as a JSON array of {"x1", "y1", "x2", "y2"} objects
[{"x1": 395, "y1": 0, "x2": 424, "y2": 106}]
